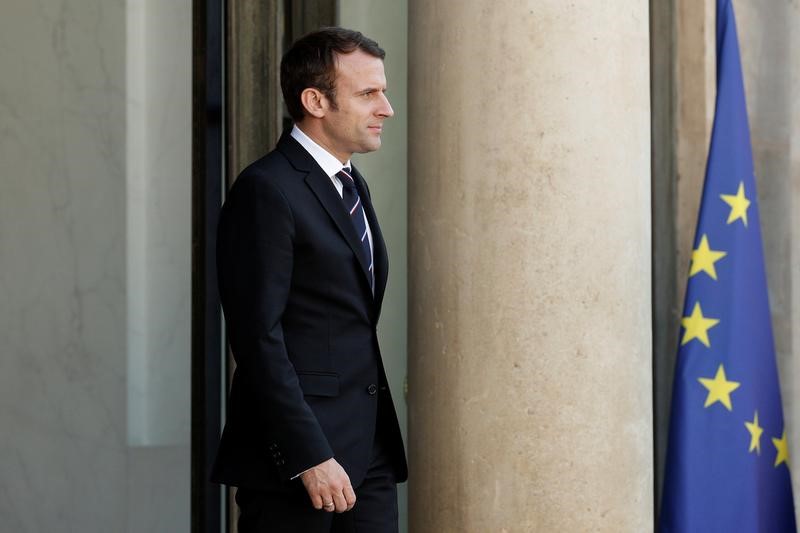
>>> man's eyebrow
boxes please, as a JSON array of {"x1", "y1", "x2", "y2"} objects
[{"x1": 355, "y1": 86, "x2": 387, "y2": 95}]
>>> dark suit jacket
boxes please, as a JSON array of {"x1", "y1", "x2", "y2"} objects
[{"x1": 211, "y1": 132, "x2": 408, "y2": 490}]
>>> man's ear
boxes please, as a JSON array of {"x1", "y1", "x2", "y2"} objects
[{"x1": 300, "y1": 88, "x2": 327, "y2": 118}]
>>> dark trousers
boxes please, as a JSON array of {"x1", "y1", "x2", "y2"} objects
[{"x1": 236, "y1": 437, "x2": 398, "y2": 533}]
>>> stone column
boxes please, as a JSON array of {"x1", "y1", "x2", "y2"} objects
[{"x1": 407, "y1": 2, "x2": 652, "y2": 531}]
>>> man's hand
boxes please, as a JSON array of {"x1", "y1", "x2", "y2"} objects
[{"x1": 300, "y1": 458, "x2": 356, "y2": 513}]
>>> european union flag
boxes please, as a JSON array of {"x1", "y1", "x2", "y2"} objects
[{"x1": 659, "y1": 0, "x2": 796, "y2": 531}]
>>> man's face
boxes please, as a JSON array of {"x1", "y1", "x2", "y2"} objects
[{"x1": 318, "y1": 50, "x2": 393, "y2": 162}]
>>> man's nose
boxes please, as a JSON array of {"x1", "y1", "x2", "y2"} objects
[{"x1": 377, "y1": 92, "x2": 394, "y2": 118}]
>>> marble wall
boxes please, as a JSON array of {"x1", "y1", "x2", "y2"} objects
[
  {"x1": 337, "y1": 2, "x2": 409, "y2": 532},
  {"x1": 659, "y1": 0, "x2": 800, "y2": 521},
  {"x1": 126, "y1": 0, "x2": 191, "y2": 447},
  {"x1": 736, "y1": 0, "x2": 800, "y2": 515},
  {"x1": 0, "y1": 0, "x2": 191, "y2": 530}
]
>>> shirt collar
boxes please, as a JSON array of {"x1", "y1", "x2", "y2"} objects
[{"x1": 290, "y1": 124, "x2": 351, "y2": 176}]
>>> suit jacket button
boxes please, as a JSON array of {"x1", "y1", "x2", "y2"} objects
[{"x1": 367, "y1": 384, "x2": 377, "y2": 395}]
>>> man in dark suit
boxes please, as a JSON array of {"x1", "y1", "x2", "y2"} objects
[{"x1": 211, "y1": 28, "x2": 408, "y2": 532}]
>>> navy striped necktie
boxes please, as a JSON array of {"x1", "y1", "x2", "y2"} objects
[{"x1": 337, "y1": 168, "x2": 374, "y2": 291}]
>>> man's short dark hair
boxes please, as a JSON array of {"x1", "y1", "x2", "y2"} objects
[{"x1": 280, "y1": 27, "x2": 385, "y2": 122}]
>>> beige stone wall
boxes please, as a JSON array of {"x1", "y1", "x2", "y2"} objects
[
  {"x1": 652, "y1": 0, "x2": 717, "y2": 511},
  {"x1": 407, "y1": 1, "x2": 653, "y2": 531},
  {"x1": 675, "y1": 0, "x2": 716, "y2": 302}
]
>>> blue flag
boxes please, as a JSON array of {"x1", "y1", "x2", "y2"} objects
[{"x1": 659, "y1": 1, "x2": 796, "y2": 531}]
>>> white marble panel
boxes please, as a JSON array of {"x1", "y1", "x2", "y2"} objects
[
  {"x1": 0, "y1": 0, "x2": 191, "y2": 530},
  {"x1": 125, "y1": 0, "x2": 191, "y2": 448},
  {"x1": 0, "y1": 0, "x2": 128, "y2": 529},
  {"x1": 128, "y1": 445, "x2": 191, "y2": 532}
]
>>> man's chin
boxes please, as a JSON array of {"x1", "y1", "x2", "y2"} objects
[{"x1": 356, "y1": 139, "x2": 382, "y2": 154}]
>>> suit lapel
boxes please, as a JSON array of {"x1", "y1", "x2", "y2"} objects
[
  {"x1": 304, "y1": 169, "x2": 373, "y2": 286},
  {"x1": 277, "y1": 133, "x2": 374, "y2": 295},
  {"x1": 352, "y1": 166, "x2": 388, "y2": 310}
]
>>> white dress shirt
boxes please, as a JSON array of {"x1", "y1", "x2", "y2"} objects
[{"x1": 290, "y1": 125, "x2": 374, "y2": 261}]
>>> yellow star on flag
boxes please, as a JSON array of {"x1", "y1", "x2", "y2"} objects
[
  {"x1": 744, "y1": 411, "x2": 763, "y2": 454},
  {"x1": 698, "y1": 364, "x2": 740, "y2": 411},
  {"x1": 720, "y1": 181, "x2": 751, "y2": 227},
  {"x1": 689, "y1": 234, "x2": 727, "y2": 280},
  {"x1": 681, "y1": 302, "x2": 720, "y2": 347},
  {"x1": 773, "y1": 430, "x2": 790, "y2": 467}
]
